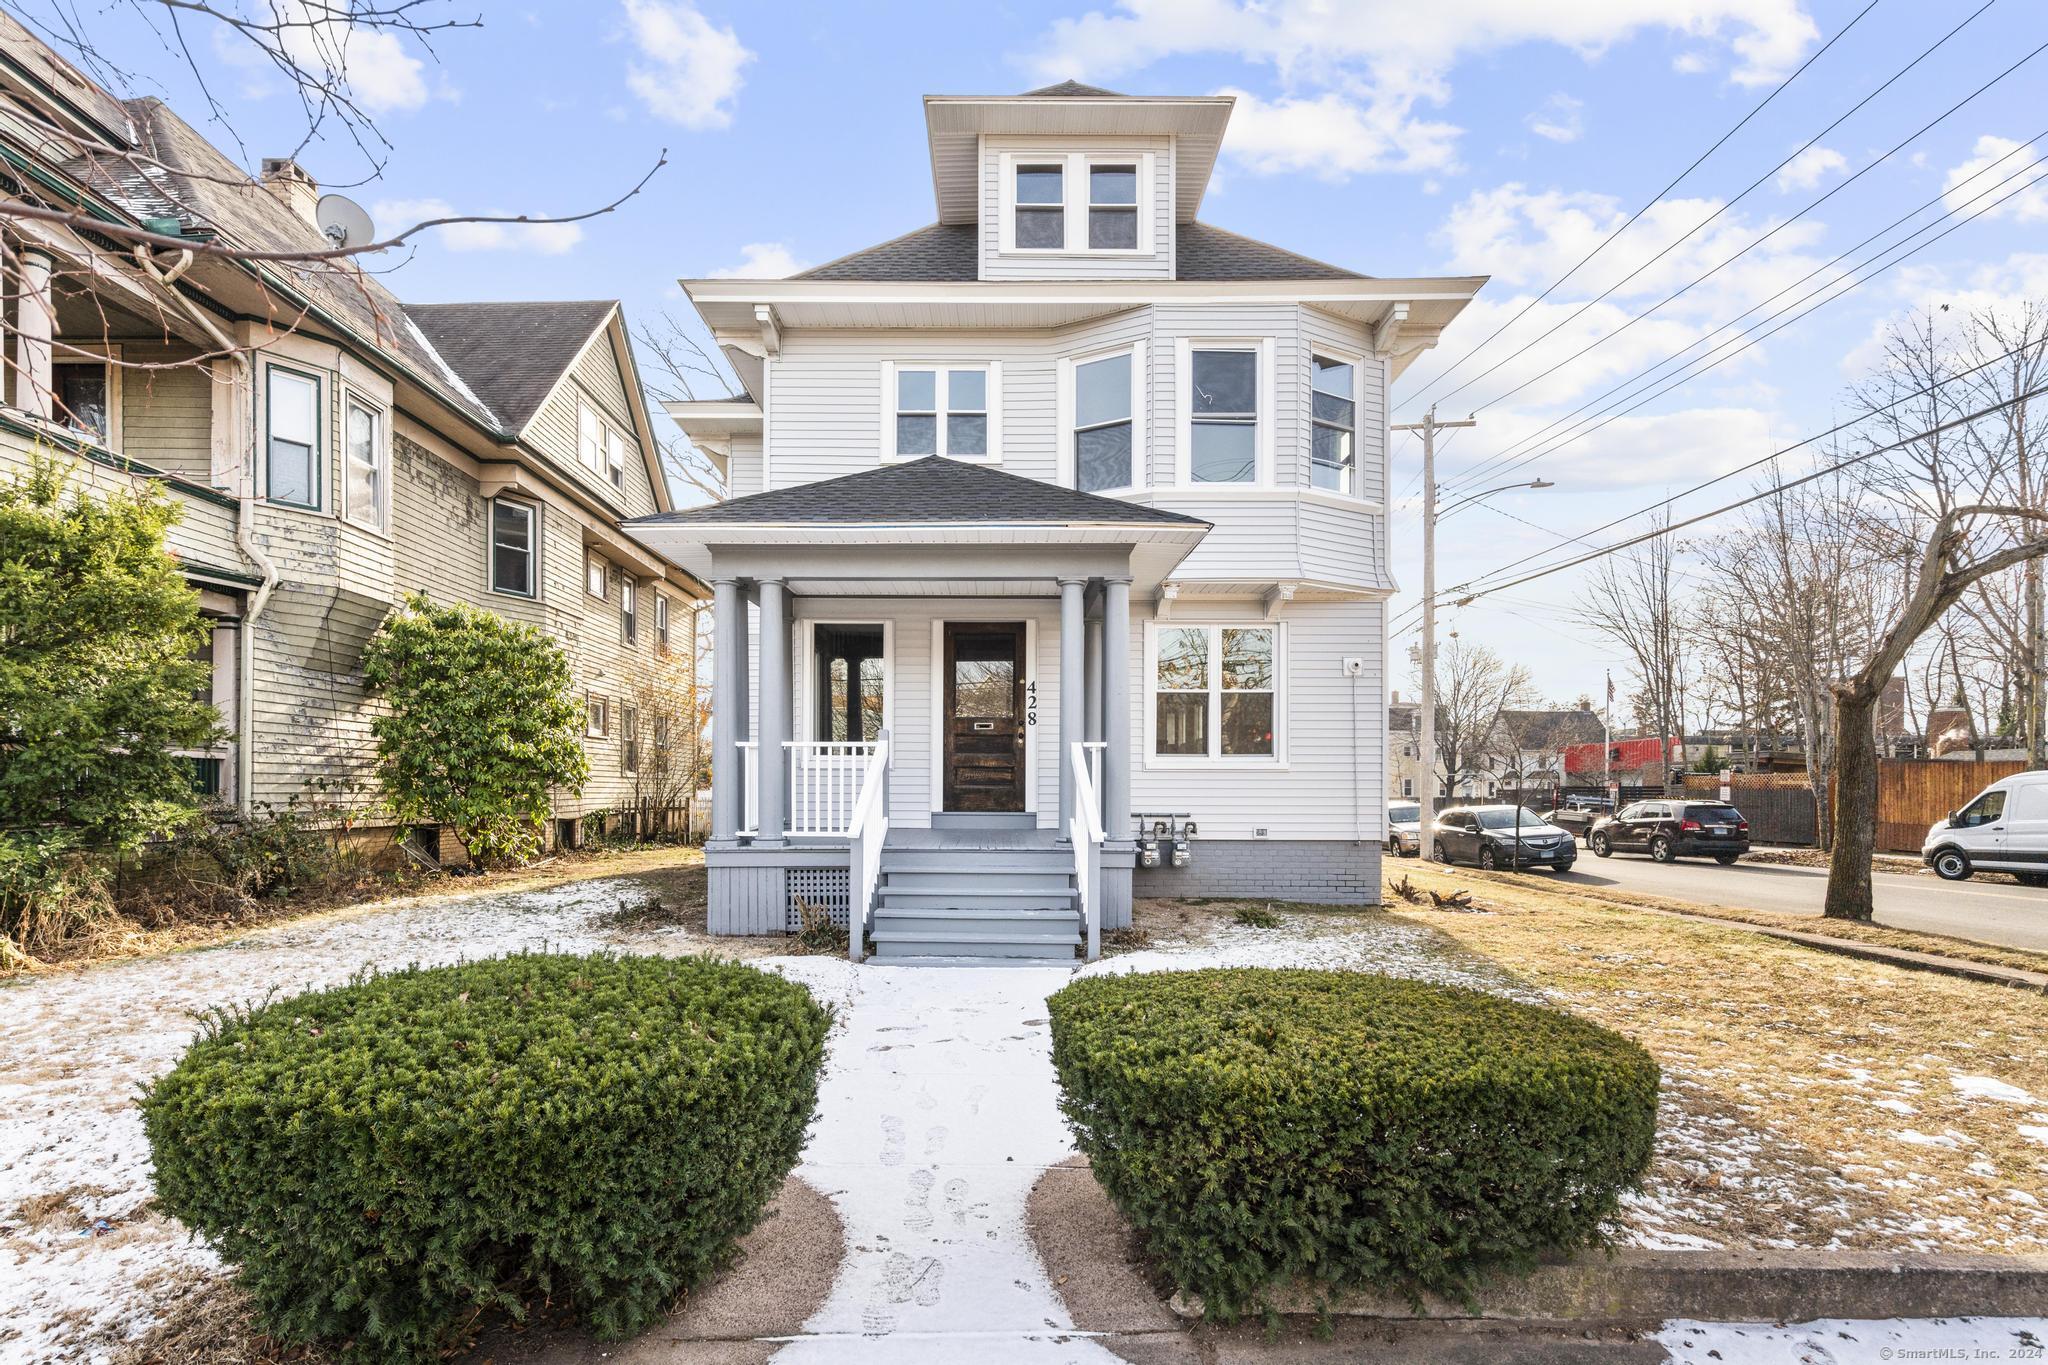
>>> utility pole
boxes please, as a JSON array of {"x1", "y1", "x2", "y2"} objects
[{"x1": 1394, "y1": 405, "x2": 1476, "y2": 861}]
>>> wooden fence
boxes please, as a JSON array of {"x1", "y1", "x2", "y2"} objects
[
  {"x1": 1683, "y1": 771, "x2": 1819, "y2": 846},
  {"x1": 1871, "y1": 758, "x2": 2027, "y2": 854}
]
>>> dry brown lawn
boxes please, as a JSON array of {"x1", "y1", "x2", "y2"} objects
[{"x1": 1385, "y1": 861, "x2": 2048, "y2": 1255}]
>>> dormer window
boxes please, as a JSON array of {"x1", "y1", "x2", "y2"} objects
[
  {"x1": 1014, "y1": 164, "x2": 1065, "y2": 249},
  {"x1": 1089, "y1": 165, "x2": 1138, "y2": 249}
]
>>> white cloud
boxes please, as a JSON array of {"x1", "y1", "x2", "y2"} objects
[
  {"x1": 1219, "y1": 87, "x2": 1460, "y2": 179},
  {"x1": 621, "y1": 0, "x2": 753, "y2": 130},
  {"x1": 706, "y1": 242, "x2": 810, "y2": 279},
  {"x1": 372, "y1": 198, "x2": 584, "y2": 255},
  {"x1": 1525, "y1": 93, "x2": 1584, "y2": 144},
  {"x1": 1773, "y1": 145, "x2": 1845, "y2": 192},
  {"x1": 1672, "y1": 50, "x2": 1713, "y2": 74},
  {"x1": 1022, "y1": 1, "x2": 1817, "y2": 178},
  {"x1": 1942, "y1": 135, "x2": 2048, "y2": 225},
  {"x1": 212, "y1": 0, "x2": 432, "y2": 113}
]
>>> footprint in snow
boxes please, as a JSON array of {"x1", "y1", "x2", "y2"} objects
[
  {"x1": 880, "y1": 1115, "x2": 906, "y2": 1167},
  {"x1": 884, "y1": 1251, "x2": 945, "y2": 1306},
  {"x1": 905, "y1": 1168, "x2": 934, "y2": 1231}
]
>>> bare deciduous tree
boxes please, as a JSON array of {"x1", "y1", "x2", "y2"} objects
[
  {"x1": 1577, "y1": 510, "x2": 1683, "y2": 764},
  {"x1": 1408, "y1": 637, "x2": 1539, "y2": 799}
]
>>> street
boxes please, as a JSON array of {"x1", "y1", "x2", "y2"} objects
[{"x1": 1544, "y1": 851, "x2": 2048, "y2": 954}]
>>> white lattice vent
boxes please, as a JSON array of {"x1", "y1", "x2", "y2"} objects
[{"x1": 786, "y1": 867, "x2": 850, "y2": 930}]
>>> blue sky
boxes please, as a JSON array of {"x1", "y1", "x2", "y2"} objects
[{"x1": 44, "y1": 0, "x2": 2048, "y2": 708}]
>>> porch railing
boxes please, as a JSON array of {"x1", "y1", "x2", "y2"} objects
[
  {"x1": 847, "y1": 732, "x2": 891, "y2": 961},
  {"x1": 1068, "y1": 741, "x2": 1103, "y2": 963},
  {"x1": 737, "y1": 741, "x2": 758, "y2": 836},
  {"x1": 787, "y1": 741, "x2": 879, "y2": 837}
]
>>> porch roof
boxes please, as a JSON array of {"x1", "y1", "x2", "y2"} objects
[{"x1": 627, "y1": 457, "x2": 1210, "y2": 530}]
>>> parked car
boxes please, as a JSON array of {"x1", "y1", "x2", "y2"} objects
[
  {"x1": 1387, "y1": 800, "x2": 1422, "y2": 857},
  {"x1": 1546, "y1": 794, "x2": 1614, "y2": 838},
  {"x1": 1921, "y1": 770, "x2": 2048, "y2": 885},
  {"x1": 1430, "y1": 805, "x2": 1577, "y2": 872},
  {"x1": 1587, "y1": 800, "x2": 1750, "y2": 864}
]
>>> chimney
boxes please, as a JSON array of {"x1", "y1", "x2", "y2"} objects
[{"x1": 260, "y1": 157, "x2": 321, "y2": 230}]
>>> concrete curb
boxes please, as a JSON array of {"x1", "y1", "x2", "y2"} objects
[
  {"x1": 1641, "y1": 905, "x2": 2048, "y2": 994},
  {"x1": 1264, "y1": 1249, "x2": 2048, "y2": 1325}
]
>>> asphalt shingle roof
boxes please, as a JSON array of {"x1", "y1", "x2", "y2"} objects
[
  {"x1": 628, "y1": 457, "x2": 1208, "y2": 528},
  {"x1": 404, "y1": 301, "x2": 617, "y2": 431},
  {"x1": 791, "y1": 220, "x2": 1366, "y2": 284},
  {"x1": 1020, "y1": 80, "x2": 1126, "y2": 97}
]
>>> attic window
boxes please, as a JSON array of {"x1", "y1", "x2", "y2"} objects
[
  {"x1": 1089, "y1": 164, "x2": 1138, "y2": 249},
  {"x1": 1014, "y1": 163, "x2": 1064, "y2": 249}
]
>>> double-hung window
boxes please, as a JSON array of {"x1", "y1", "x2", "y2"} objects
[
  {"x1": 586, "y1": 694, "x2": 610, "y2": 739},
  {"x1": 1013, "y1": 162, "x2": 1065, "y2": 249},
  {"x1": 606, "y1": 426, "x2": 628, "y2": 489},
  {"x1": 1187, "y1": 347, "x2": 1259, "y2": 484},
  {"x1": 343, "y1": 395, "x2": 386, "y2": 532},
  {"x1": 1072, "y1": 349, "x2": 1135, "y2": 493},
  {"x1": 1088, "y1": 163, "x2": 1139, "y2": 249},
  {"x1": 1310, "y1": 353, "x2": 1357, "y2": 494},
  {"x1": 621, "y1": 576, "x2": 638, "y2": 645},
  {"x1": 621, "y1": 705, "x2": 640, "y2": 774},
  {"x1": 266, "y1": 367, "x2": 319, "y2": 508},
  {"x1": 1150, "y1": 624, "x2": 1281, "y2": 761},
  {"x1": 586, "y1": 553, "x2": 607, "y2": 600},
  {"x1": 655, "y1": 593, "x2": 670, "y2": 651},
  {"x1": 490, "y1": 499, "x2": 537, "y2": 597},
  {"x1": 888, "y1": 364, "x2": 993, "y2": 460},
  {"x1": 578, "y1": 399, "x2": 604, "y2": 475}
]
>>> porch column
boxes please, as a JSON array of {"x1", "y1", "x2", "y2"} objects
[
  {"x1": 13, "y1": 245, "x2": 54, "y2": 419},
  {"x1": 1059, "y1": 577, "x2": 1087, "y2": 836},
  {"x1": 756, "y1": 576, "x2": 791, "y2": 846},
  {"x1": 710, "y1": 577, "x2": 743, "y2": 840},
  {"x1": 1102, "y1": 576, "x2": 1133, "y2": 843},
  {"x1": 1084, "y1": 594, "x2": 1104, "y2": 745}
]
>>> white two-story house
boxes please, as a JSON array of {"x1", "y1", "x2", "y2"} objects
[{"x1": 631, "y1": 81, "x2": 1482, "y2": 960}]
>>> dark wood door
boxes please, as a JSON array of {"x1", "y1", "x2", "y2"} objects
[{"x1": 943, "y1": 623, "x2": 1027, "y2": 812}]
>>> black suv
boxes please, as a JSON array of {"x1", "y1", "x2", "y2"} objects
[
  {"x1": 1587, "y1": 799, "x2": 1750, "y2": 864},
  {"x1": 1431, "y1": 805, "x2": 1578, "y2": 872}
]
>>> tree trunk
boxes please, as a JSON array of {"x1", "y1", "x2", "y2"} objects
[{"x1": 1824, "y1": 687, "x2": 1880, "y2": 920}]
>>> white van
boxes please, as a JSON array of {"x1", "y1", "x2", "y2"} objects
[{"x1": 1921, "y1": 770, "x2": 2048, "y2": 885}]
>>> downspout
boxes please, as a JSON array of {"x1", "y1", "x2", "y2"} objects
[{"x1": 134, "y1": 246, "x2": 277, "y2": 815}]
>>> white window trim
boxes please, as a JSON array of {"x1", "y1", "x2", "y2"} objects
[
  {"x1": 585, "y1": 552, "x2": 608, "y2": 601},
  {"x1": 794, "y1": 616, "x2": 896, "y2": 745},
  {"x1": 577, "y1": 397, "x2": 604, "y2": 475},
  {"x1": 340, "y1": 390, "x2": 390, "y2": 534},
  {"x1": 997, "y1": 151, "x2": 1155, "y2": 256},
  {"x1": 52, "y1": 342, "x2": 122, "y2": 448},
  {"x1": 1142, "y1": 620, "x2": 1287, "y2": 769},
  {"x1": 1309, "y1": 344, "x2": 1366, "y2": 500},
  {"x1": 654, "y1": 592, "x2": 671, "y2": 651},
  {"x1": 577, "y1": 390, "x2": 635, "y2": 494},
  {"x1": 878, "y1": 360, "x2": 1003, "y2": 463},
  {"x1": 262, "y1": 362, "x2": 323, "y2": 512},
  {"x1": 488, "y1": 497, "x2": 539, "y2": 599},
  {"x1": 586, "y1": 693, "x2": 610, "y2": 740},
  {"x1": 1057, "y1": 339, "x2": 1146, "y2": 495},
  {"x1": 621, "y1": 575, "x2": 639, "y2": 645},
  {"x1": 1175, "y1": 337, "x2": 1275, "y2": 488}
]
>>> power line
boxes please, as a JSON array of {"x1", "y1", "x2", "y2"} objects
[
  {"x1": 1436, "y1": 145, "x2": 2048, "y2": 498},
  {"x1": 1399, "y1": 0, "x2": 1884, "y2": 413}
]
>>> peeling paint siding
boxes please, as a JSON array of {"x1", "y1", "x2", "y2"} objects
[
  {"x1": 245, "y1": 431, "x2": 696, "y2": 819},
  {"x1": 522, "y1": 332, "x2": 661, "y2": 520},
  {"x1": 117, "y1": 342, "x2": 213, "y2": 481},
  {"x1": 0, "y1": 427, "x2": 241, "y2": 572}
]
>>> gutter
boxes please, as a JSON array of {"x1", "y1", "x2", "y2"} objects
[{"x1": 134, "y1": 244, "x2": 276, "y2": 816}]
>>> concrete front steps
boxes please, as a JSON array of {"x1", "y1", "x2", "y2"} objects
[{"x1": 866, "y1": 834, "x2": 1082, "y2": 963}]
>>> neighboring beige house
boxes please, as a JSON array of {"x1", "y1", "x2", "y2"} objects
[
  {"x1": 0, "y1": 14, "x2": 703, "y2": 852},
  {"x1": 635, "y1": 80, "x2": 1483, "y2": 959},
  {"x1": 1385, "y1": 697, "x2": 1603, "y2": 803}
]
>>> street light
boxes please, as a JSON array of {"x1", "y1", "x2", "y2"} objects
[{"x1": 1391, "y1": 406, "x2": 1554, "y2": 861}]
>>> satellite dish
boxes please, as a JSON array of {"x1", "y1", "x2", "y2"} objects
[{"x1": 316, "y1": 193, "x2": 375, "y2": 250}]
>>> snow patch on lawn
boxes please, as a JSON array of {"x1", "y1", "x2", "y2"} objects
[
  {"x1": 1655, "y1": 1316, "x2": 2045, "y2": 1363},
  {"x1": 1953, "y1": 1074, "x2": 2036, "y2": 1105}
]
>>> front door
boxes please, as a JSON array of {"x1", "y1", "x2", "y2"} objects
[{"x1": 943, "y1": 622, "x2": 1027, "y2": 811}]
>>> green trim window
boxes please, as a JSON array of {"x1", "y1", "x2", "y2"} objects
[{"x1": 265, "y1": 366, "x2": 320, "y2": 509}]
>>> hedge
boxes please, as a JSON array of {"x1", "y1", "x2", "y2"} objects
[
  {"x1": 141, "y1": 953, "x2": 830, "y2": 1364},
  {"x1": 1046, "y1": 968, "x2": 1659, "y2": 1317}
]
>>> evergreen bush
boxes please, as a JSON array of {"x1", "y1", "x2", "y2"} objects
[
  {"x1": 1046, "y1": 968, "x2": 1658, "y2": 1318},
  {"x1": 141, "y1": 953, "x2": 830, "y2": 1363}
]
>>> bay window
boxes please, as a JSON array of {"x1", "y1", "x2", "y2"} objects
[
  {"x1": 885, "y1": 363, "x2": 996, "y2": 460},
  {"x1": 1149, "y1": 624, "x2": 1282, "y2": 762},
  {"x1": 1188, "y1": 347, "x2": 1258, "y2": 483},
  {"x1": 265, "y1": 366, "x2": 319, "y2": 509},
  {"x1": 1311, "y1": 353, "x2": 1357, "y2": 494},
  {"x1": 343, "y1": 395, "x2": 385, "y2": 532}
]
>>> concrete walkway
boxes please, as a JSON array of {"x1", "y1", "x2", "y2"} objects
[{"x1": 772, "y1": 962, "x2": 1117, "y2": 1363}]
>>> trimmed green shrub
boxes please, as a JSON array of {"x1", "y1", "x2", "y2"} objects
[
  {"x1": 141, "y1": 953, "x2": 830, "y2": 1363},
  {"x1": 1046, "y1": 968, "x2": 1658, "y2": 1317}
]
